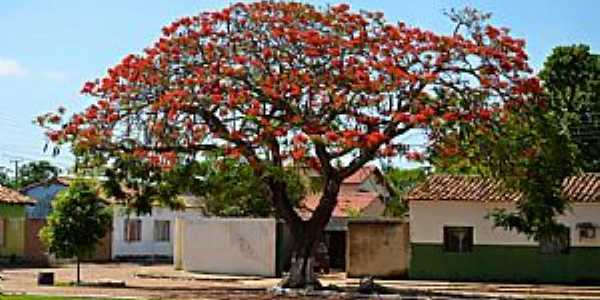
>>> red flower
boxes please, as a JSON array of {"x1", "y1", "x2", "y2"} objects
[
  {"x1": 405, "y1": 151, "x2": 424, "y2": 161},
  {"x1": 47, "y1": 131, "x2": 60, "y2": 142},
  {"x1": 485, "y1": 26, "x2": 501, "y2": 40},
  {"x1": 292, "y1": 133, "x2": 308, "y2": 145},
  {"x1": 413, "y1": 114, "x2": 427, "y2": 124},
  {"x1": 233, "y1": 55, "x2": 248, "y2": 64},
  {"x1": 262, "y1": 48, "x2": 273, "y2": 59},
  {"x1": 289, "y1": 84, "x2": 301, "y2": 96},
  {"x1": 291, "y1": 148, "x2": 305, "y2": 160},
  {"x1": 81, "y1": 82, "x2": 96, "y2": 94},
  {"x1": 325, "y1": 131, "x2": 339, "y2": 142},
  {"x1": 211, "y1": 94, "x2": 223, "y2": 104},
  {"x1": 393, "y1": 112, "x2": 411, "y2": 123},
  {"x1": 421, "y1": 106, "x2": 436, "y2": 118},
  {"x1": 365, "y1": 131, "x2": 385, "y2": 147},
  {"x1": 442, "y1": 112, "x2": 458, "y2": 122},
  {"x1": 479, "y1": 108, "x2": 492, "y2": 120},
  {"x1": 107, "y1": 113, "x2": 119, "y2": 123}
]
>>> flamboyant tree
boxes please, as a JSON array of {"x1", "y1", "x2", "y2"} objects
[{"x1": 40, "y1": 2, "x2": 540, "y2": 287}]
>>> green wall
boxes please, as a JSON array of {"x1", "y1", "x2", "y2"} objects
[
  {"x1": 0, "y1": 204, "x2": 27, "y2": 257},
  {"x1": 411, "y1": 243, "x2": 600, "y2": 284}
]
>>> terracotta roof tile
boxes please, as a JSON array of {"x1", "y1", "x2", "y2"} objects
[
  {"x1": 407, "y1": 174, "x2": 600, "y2": 203},
  {"x1": 300, "y1": 191, "x2": 381, "y2": 218},
  {"x1": 0, "y1": 185, "x2": 36, "y2": 205}
]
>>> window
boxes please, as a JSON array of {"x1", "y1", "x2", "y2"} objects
[
  {"x1": 443, "y1": 226, "x2": 473, "y2": 253},
  {"x1": 154, "y1": 220, "x2": 170, "y2": 242},
  {"x1": 124, "y1": 219, "x2": 142, "y2": 242},
  {"x1": 577, "y1": 222, "x2": 596, "y2": 240},
  {"x1": 539, "y1": 228, "x2": 570, "y2": 254},
  {"x1": 0, "y1": 218, "x2": 6, "y2": 246}
]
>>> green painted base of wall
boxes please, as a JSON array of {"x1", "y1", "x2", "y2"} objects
[
  {"x1": 0, "y1": 204, "x2": 27, "y2": 257},
  {"x1": 410, "y1": 243, "x2": 600, "y2": 284}
]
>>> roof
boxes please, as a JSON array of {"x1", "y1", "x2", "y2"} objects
[
  {"x1": 343, "y1": 165, "x2": 379, "y2": 184},
  {"x1": 20, "y1": 177, "x2": 70, "y2": 193},
  {"x1": 300, "y1": 191, "x2": 381, "y2": 218},
  {"x1": 407, "y1": 174, "x2": 600, "y2": 203},
  {"x1": 0, "y1": 185, "x2": 36, "y2": 205}
]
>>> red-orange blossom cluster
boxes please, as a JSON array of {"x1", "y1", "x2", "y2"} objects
[{"x1": 40, "y1": 2, "x2": 540, "y2": 172}]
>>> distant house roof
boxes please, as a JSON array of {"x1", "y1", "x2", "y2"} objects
[
  {"x1": 299, "y1": 165, "x2": 391, "y2": 218},
  {"x1": 20, "y1": 177, "x2": 70, "y2": 193},
  {"x1": 343, "y1": 165, "x2": 379, "y2": 184},
  {"x1": 407, "y1": 173, "x2": 600, "y2": 203},
  {"x1": 0, "y1": 185, "x2": 36, "y2": 205},
  {"x1": 300, "y1": 191, "x2": 381, "y2": 218}
]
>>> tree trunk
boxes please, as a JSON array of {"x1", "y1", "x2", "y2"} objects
[
  {"x1": 278, "y1": 221, "x2": 321, "y2": 289},
  {"x1": 273, "y1": 178, "x2": 341, "y2": 289},
  {"x1": 76, "y1": 256, "x2": 81, "y2": 285}
]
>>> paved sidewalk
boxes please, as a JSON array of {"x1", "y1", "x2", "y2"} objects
[{"x1": 2, "y1": 263, "x2": 600, "y2": 299}]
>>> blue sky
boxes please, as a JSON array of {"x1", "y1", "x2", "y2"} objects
[{"x1": 0, "y1": 0, "x2": 598, "y2": 172}]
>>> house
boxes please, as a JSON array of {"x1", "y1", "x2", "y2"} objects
[
  {"x1": 300, "y1": 165, "x2": 393, "y2": 270},
  {"x1": 21, "y1": 178, "x2": 112, "y2": 262},
  {"x1": 0, "y1": 184, "x2": 35, "y2": 261},
  {"x1": 111, "y1": 195, "x2": 204, "y2": 262},
  {"x1": 407, "y1": 174, "x2": 600, "y2": 283}
]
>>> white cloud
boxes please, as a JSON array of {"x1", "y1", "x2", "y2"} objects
[
  {"x1": 0, "y1": 58, "x2": 29, "y2": 77},
  {"x1": 41, "y1": 70, "x2": 68, "y2": 81}
]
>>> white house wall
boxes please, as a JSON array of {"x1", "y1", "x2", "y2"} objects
[
  {"x1": 409, "y1": 200, "x2": 600, "y2": 246},
  {"x1": 111, "y1": 206, "x2": 203, "y2": 259}
]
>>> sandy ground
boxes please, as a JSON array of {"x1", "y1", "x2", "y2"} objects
[
  {"x1": 2, "y1": 263, "x2": 600, "y2": 299},
  {"x1": 0, "y1": 263, "x2": 292, "y2": 300}
]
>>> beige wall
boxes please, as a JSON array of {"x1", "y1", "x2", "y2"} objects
[
  {"x1": 361, "y1": 198, "x2": 385, "y2": 217},
  {"x1": 346, "y1": 219, "x2": 409, "y2": 278},
  {"x1": 177, "y1": 218, "x2": 277, "y2": 277},
  {"x1": 409, "y1": 201, "x2": 600, "y2": 246}
]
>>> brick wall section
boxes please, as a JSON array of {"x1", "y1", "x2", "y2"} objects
[
  {"x1": 25, "y1": 219, "x2": 111, "y2": 263},
  {"x1": 25, "y1": 219, "x2": 47, "y2": 262}
]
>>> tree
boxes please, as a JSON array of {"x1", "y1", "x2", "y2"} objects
[
  {"x1": 539, "y1": 45, "x2": 600, "y2": 172},
  {"x1": 166, "y1": 158, "x2": 307, "y2": 217},
  {"x1": 430, "y1": 46, "x2": 596, "y2": 242},
  {"x1": 431, "y1": 92, "x2": 579, "y2": 241},
  {"x1": 17, "y1": 160, "x2": 60, "y2": 188},
  {"x1": 40, "y1": 179, "x2": 112, "y2": 285},
  {"x1": 0, "y1": 161, "x2": 59, "y2": 189},
  {"x1": 484, "y1": 107, "x2": 578, "y2": 242},
  {"x1": 0, "y1": 167, "x2": 11, "y2": 187},
  {"x1": 40, "y1": 3, "x2": 540, "y2": 288},
  {"x1": 383, "y1": 168, "x2": 426, "y2": 217}
]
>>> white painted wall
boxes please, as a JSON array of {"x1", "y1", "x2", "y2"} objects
[
  {"x1": 177, "y1": 218, "x2": 277, "y2": 276},
  {"x1": 409, "y1": 201, "x2": 600, "y2": 247},
  {"x1": 112, "y1": 206, "x2": 203, "y2": 259}
]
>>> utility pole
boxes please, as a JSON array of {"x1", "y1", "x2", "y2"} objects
[{"x1": 10, "y1": 159, "x2": 20, "y2": 188}]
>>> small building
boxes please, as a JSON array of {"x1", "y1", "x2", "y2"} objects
[
  {"x1": 21, "y1": 178, "x2": 112, "y2": 263},
  {"x1": 300, "y1": 165, "x2": 393, "y2": 270},
  {"x1": 111, "y1": 196, "x2": 204, "y2": 262},
  {"x1": 0, "y1": 185, "x2": 35, "y2": 261},
  {"x1": 407, "y1": 174, "x2": 600, "y2": 283}
]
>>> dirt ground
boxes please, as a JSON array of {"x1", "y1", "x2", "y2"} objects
[
  {"x1": 0, "y1": 263, "x2": 323, "y2": 300},
  {"x1": 3, "y1": 263, "x2": 600, "y2": 300}
]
